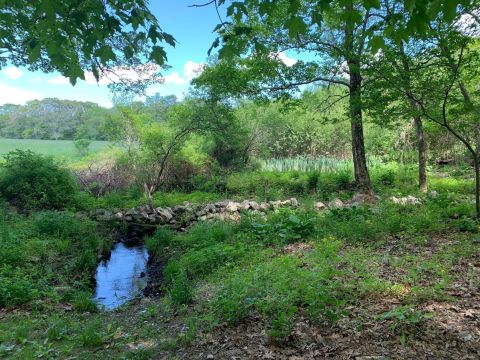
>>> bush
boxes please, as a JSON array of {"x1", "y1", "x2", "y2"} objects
[{"x1": 0, "y1": 150, "x2": 78, "y2": 210}]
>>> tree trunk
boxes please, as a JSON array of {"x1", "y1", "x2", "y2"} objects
[
  {"x1": 474, "y1": 155, "x2": 480, "y2": 219},
  {"x1": 414, "y1": 116, "x2": 427, "y2": 193},
  {"x1": 144, "y1": 183, "x2": 154, "y2": 210},
  {"x1": 348, "y1": 59, "x2": 373, "y2": 194}
]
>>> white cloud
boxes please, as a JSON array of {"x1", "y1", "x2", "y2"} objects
[
  {"x1": 47, "y1": 76, "x2": 70, "y2": 85},
  {"x1": 2, "y1": 67, "x2": 24, "y2": 80},
  {"x1": 163, "y1": 71, "x2": 187, "y2": 85},
  {"x1": 0, "y1": 83, "x2": 42, "y2": 105},
  {"x1": 162, "y1": 60, "x2": 205, "y2": 85},
  {"x1": 183, "y1": 61, "x2": 205, "y2": 80},
  {"x1": 274, "y1": 52, "x2": 298, "y2": 67}
]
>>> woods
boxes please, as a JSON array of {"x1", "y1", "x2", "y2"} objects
[{"x1": 1, "y1": 1, "x2": 480, "y2": 359}]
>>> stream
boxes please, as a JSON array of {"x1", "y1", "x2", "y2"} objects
[{"x1": 92, "y1": 241, "x2": 149, "y2": 310}]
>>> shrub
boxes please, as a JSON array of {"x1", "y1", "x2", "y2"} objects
[{"x1": 0, "y1": 150, "x2": 78, "y2": 210}]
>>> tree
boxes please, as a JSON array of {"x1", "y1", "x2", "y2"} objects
[
  {"x1": 197, "y1": 1, "x2": 385, "y2": 195},
  {"x1": 371, "y1": 16, "x2": 480, "y2": 217},
  {"x1": 0, "y1": 0, "x2": 175, "y2": 91},
  {"x1": 74, "y1": 138, "x2": 91, "y2": 157},
  {"x1": 141, "y1": 99, "x2": 234, "y2": 206}
]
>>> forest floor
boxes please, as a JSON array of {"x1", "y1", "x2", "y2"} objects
[
  {"x1": 1, "y1": 168, "x2": 480, "y2": 359},
  {"x1": 94, "y1": 231, "x2": 479, "y2": 360}
]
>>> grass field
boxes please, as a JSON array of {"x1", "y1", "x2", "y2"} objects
[{"x1": 0, "y1": 138, "x2": 113, "y2": 161}]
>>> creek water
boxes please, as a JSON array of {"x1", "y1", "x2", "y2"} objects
[{"x1": 92, "y1": 242, "x2": 149, "y2": 310}]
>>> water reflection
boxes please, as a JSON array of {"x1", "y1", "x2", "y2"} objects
[{"x1": 93, "y1": 242, "x2": 149, "y2": 310}]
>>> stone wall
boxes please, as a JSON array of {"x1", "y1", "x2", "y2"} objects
[{"x1": 92, "y1": 198, "x2": 299, "y2": 231}]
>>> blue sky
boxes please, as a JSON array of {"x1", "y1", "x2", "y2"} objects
[{"x1": 0, "y1": 1, "x2": 225, "y2": 108}]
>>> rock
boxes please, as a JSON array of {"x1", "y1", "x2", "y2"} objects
[
  {"x1": 328, "y1": 198, "x2": 344, "y2": 209},
  {"x1": 196, "y1": 209, "x2": 207, "y2": 217},
  {"x1": 249, "y1": 201, "x2": 260, "y2": 210},
  {"x1": 351, "y1": 192, "x2": 376, "y2": 205},
  {"x1": 155, "y1": 207, "x2": 173, "y2": 222},
  {"x1": 259, "y1": 202, "x2": 270, "y2": 212},
  {"x1": 389, "y1": 195, "x2": 421, "y2": 205},
  {"x1": 314, "y1": 202, "x2": 327, "y2": 211},
  {"x1": 241, "y1": 200, "x2": 252, "y2": 210},
  {"x1": 228, "y1": 212, "x2": 241, "y2": 222},
  {"x1": 204, "y1": 204, "x2": 216, "y2": 213},
  {"x1": 281, "y1": 199, "x2": 292, "y2": 206},
  {"x1": 125, "y1": 208, "x2": 138, "y2": 216},
  {"x1": 290, "y1": 197, "x2": 299, "y2": 207},
  {"x1": 226, "y1": 201, "x2": 239, "y2": 212},
  {"x1": 269, "y1": 200, "x2": 282, "y2": 209},
  {"x1": 94, "y1": 209, "x2": 114, "y2": 221}
]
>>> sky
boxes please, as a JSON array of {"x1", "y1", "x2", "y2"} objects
[{"x1": 0, "y1": 1, "x2": 228, "y2": 108}]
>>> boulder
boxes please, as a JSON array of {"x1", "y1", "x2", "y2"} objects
[
  {"x1": 280, "y1": 199, "x2": 292, "y2": 206},
  {"x1": 204, "y1": 204, "x2": 217, "y2": 213},
  {"x1": 228, "y1": 212, "x2": 241, "y2": 222},
  {"x1": 249, "y1": 201, "x2": 260, "y2": 210},
  {"x1": 94, "y1": 209, "x2": 114, "y2": 221},
  {"x1": 226, "y1": 201, "x2": 239, "y2": 212},
  {"x1": 389, "y1": 195, "x2": 421, "y2": 205},
  {"x1": 328, "y1": 198, "x2": 344, "y2": 209},
  {"x1": 351, "y1": 192, "x2": 376, "y2": 205},
  {"x1": 314, "y1": 202, "x2": 327, "y2": 211},
  {"x1": 241, "y1": 200, "x2": 252, "y2": 210},
  {"x1": 269, "y1": 200, "x2": 282, "y2": 209},
  {"x1": 155, "y1": 207, "x2": 173, "y2": 222},
  {"x1": 259, "y1": 202, "x2": 270, "y2": 212}
]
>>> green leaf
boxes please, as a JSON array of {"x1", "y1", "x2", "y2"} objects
[
  {"x1": 285, "y1": 16, "x2": 308, "y2": 37},
  {"x1": 68, "y1": 63, "x2": 85, "y2": 86},
  {"x1": 208, "y1": 38, "x2": 220, "y2": 56},
  {"x1": 162, "y1": 33, "x2": 176, "y2": 47},
  {"x1": 149, "y1": 46, "x2": 167, "y2": 65},
  {"x1": 364, "y1": 0, "x2": 380, "y2": 9},
  {"x1": 28, "y1": 45, "x2": 41, "y2": 63},
  {"x1": 97, "y1": 45, "x2": 116, "y2": 63},
  {"x1": 443, "y1": 1, "x2": 457, "y2": 22},
  {"x1": 370, "y1": 36, "x2": 385, "y2": 52}
]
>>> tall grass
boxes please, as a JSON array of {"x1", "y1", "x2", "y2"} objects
[{"x1": 260, "y1": 156, "x2": 383, "y2": 173}]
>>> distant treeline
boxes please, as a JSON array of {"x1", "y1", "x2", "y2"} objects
[{"x1": 0, "y1": 94, "x2": 177, "y2": 141}]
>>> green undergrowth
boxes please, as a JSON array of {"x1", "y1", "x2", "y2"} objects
[
  {"x1": 0, "y1": 204, "x2": 113, "y2": 309},
  {"x1": 144, "y1": 192, "x2": 478, "y2": 343},
  {"x1": 1, "y1": 166, "x2": 479, "y2": 358}
]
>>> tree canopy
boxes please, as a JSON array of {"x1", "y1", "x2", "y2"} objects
[{"x1": 0, "y1": 0, "x2": 175, "y2": 91}]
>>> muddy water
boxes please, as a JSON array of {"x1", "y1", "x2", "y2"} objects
[{"x1": 93, "y1": 242, "x2": 149, "y2": 310}]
